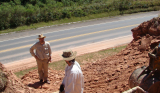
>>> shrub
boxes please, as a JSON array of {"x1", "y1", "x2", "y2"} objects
[
  {"x1": 14, "y1": 0, "x2": 21, "y2": 5},
  {"x1": 10, "y1": 5, "x2": 26, "y2": 28},
  {"x1": 62, "y1": 7, "x2": 72, "y2": 18},
  {"x1": 0, "y1": 0, "x2": 160, "y2": 31},
  {"x1": 0, "y1": 3, "x2": 12, "y2": 30},
  {"x1": 0, "y1": 71, "x2": 7, "y2": 92}
]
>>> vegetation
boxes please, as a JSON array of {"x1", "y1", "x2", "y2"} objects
[
  {"x1": 0, "y1": 10, "x2": 120, "y2": 34},
  {"x1": 0, "y1": 70, "x2": 7, "y2": 92},
  {"x1": 14, "y1": 66, "x2": 37, "y2": 78},
  {"x1": 15, "y1": 45, "x2": 126, "y2": 78},
  {"x1": 0, "y1": 0, "x2": 160, "y2": 32}
]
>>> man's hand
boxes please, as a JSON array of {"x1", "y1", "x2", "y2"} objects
[
  {"x1": 48, "y1": 57, "x2": 51, "y2": 63},
  {"x1": 34, "y1": 55, "x2": 38, "y2": 60},
  {"x1": 148, "y1": 52, "x2": 157, "y2": 59},
  {"x1": 59, "y1": 84, "x2": 64, "y2": 92}
]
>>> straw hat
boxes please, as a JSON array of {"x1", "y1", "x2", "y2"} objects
[
  {"x1": 61, "y1": 50, "x2": 77, "y2": 61},
  {"x1": 37, "y1": 34, "x2": 46, "y2": 39}
]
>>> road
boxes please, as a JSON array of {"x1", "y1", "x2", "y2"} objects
[{"x1": 0, "y1": 11, "x2": 159, "y2": 64}]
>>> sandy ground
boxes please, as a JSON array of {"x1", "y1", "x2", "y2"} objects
[{"x1": 4, "y1": 35, "x2": 132, "y2": 72}]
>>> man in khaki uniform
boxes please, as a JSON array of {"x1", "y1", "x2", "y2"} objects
[{"x1": 30, "y1": 34, "x2": 52, "y2": 84}]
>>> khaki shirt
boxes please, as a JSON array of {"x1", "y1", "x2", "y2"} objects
[{"x1": 30, "y1": 41, "x2": 52, "y2": 60}]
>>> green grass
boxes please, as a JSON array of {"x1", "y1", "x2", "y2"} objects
[
  {"x1": 14, "y1": 66, "x2": 37, "y2": 78},
  {"x1": 14, "y1": 45, "x2": 126, "y2": 78}
]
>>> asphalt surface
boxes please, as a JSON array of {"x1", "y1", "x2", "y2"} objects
[{"x1": 0, "y1": 11, "x2": 159, "y2": 64}]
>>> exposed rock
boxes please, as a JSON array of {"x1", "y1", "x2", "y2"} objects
[{"x1": 131, "y1": 17, "x2": 160, "y2": 40}]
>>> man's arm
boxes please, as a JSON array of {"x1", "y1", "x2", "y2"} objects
[
  {"x1": 122, "y1": 86, "x2": 147, "y2": 93},
  {"x1": 48, "y1": 43, "x2": 52, "y2": 62},
  {"x1": 65, "y1": 72, "x2": 79, "y2": 93},
  {"x1": 30, "y1": 44, "x2": 37, "y2": 59},
  {"x1": 152, "y1": 46, "x2": 158, "y2": 55},
  {"x1": 148, "y1": 46, "x2": 158, "y2": 59}
]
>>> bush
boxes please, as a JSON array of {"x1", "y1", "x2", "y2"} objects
[
  {"x1": 118, "y1": 0, "x2": 132, "y2": 11},
  {"x1": 14, "y1": 0, "x2": 21, "y2": 5},
  {"x1": 10, "y1": 5, "x2": 26, "y2": 28},
  {"x1": 0, "y1": 3, "x2": 12, "y2": 30},
  {"x1": 0, "y1": 0, "x2": 160, "y2": 31},
  {"x1": 52, "y1": 10, "x2": 63, "y2": 20},
  {"x1": 62, "y1": 8, "x2": 72, "y2": 18},
  {"x1": 73, "y1": 8, "x2": 86, "y2": 17},
  {"x1": 25, "y1": 4, "x2": 40, "y2": 25},
  {"x1": 0, "y1": 71, "x2": 7, "y2": 92}
]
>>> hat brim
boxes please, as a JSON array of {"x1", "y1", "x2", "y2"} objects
[
  {"x1": 37, "y1": 36, "x2": 46, "y2": 39},
  {"x1": 61, "y1": 51, "x2": 77, "y2": 61}
]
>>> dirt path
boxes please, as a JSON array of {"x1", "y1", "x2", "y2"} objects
[{"x1": 4, "y1": 35, "x2": 132, "y2": 72}]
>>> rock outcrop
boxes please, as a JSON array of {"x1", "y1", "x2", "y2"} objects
[{"x1": 131, "y1": 17, "x2": 160, "y2": 40}]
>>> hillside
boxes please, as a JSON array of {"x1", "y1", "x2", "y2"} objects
[{"x1": 0, "y1": 16, "x2": 160, "y2": 93}]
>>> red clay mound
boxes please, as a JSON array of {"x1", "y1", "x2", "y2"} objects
[
  {"x1": 83, "y1": 35, "x2": 159, "y2": 93},
  {"x1": 21, "y1": 68, "x2": 64, "y2": 92},
  {"x1": 0, "y1": 63, "x2": 36, "y2": 93},
  {"x1": 83, "y1": 17, "x2": 160, "y2": 93},
  {"x1": 131, "y1": 17, "x2": 160, "y2": 40},
  {"x1": 0, "y1": 63, "x2": 65, "y2": 93}
]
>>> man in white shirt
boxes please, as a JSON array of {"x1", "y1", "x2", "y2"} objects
[
  {"x1": 30, "y1": 34, "x2": 52, "y2": 84},
  {"x1": 59, "y1": 50, "x2": 84, "y2": 93}
]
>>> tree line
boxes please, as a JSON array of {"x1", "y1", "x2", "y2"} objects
[{"x1": 0, "y1": 0, "x2": 160, "y2": 30}]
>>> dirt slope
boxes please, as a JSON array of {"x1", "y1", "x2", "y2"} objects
[
  {"x1": 19, "y1": 34, "x2": 160, "y2": 93},
  {"x1": 83, "y1": 37, "x2": 152, "y2": 93},
  {"x1": 1, "y1": 16, "x2": 160, "y2": 93},
  {"x1": 0, "y1": 63, "x2": 37, "y2": 93},
  {"x1": 82, "y1": 16, "x2": 160, "y2": 93}
]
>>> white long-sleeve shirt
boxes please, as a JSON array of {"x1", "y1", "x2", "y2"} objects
[
  {"x1": 62, "y1": 61, "x2": 84, "y2": 93},
  {"x1": 30, "y1": 41, "x2": 52, "y2": 60}
]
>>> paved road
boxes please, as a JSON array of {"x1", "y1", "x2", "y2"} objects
[{"x1": 0, "y1": 11, "x2": 159, "y2": 64}]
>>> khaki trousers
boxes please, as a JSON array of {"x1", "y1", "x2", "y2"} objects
[
  {"x1": 59, "y1": 91, "x2": 65, "y2": 93},
  {"x1": 36, "y1": 59, "x2": 48, "y2": 81}
]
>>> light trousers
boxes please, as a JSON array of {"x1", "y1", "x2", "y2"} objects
[
  {"x1": 59, "y1": 91, "x2": 65, "y2": 93},
  {"x1": 36, "y1": 59, "x2": 48, "y2": 81}
]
